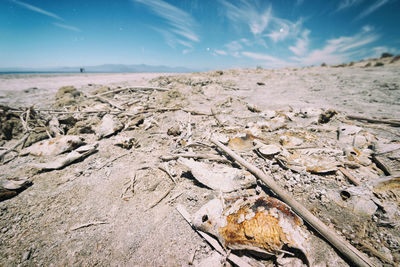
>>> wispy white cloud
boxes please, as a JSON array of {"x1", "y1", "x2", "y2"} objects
[
  {"x1": 12, "y1": 0, "x2": 63, "y2": 20},
  {"x1": 133, "y1": 0, "x2": 199, "y2": 49},
  {"x1": 53, "y1": 23, "x2": 81, "y2": 32},
  {"x1": 355, "y1": 0, "x2": 389, "y2": 20},
  {"x1": 219, "y1": 0, "x2": 304, "y2": 44},
  {"x1": 266, "y1": 18, "x2": 302, "y2": 43},
  {"x1": 218, "y1": 0, "x2": 272, "y2": 35},
  {"x1": 291, "y1": 26, "x2": 379, "y2": 65},
  {"x1": 335, "y1": 0, "x2": 363, "y2": 12},
  {"x1": 242, "y1": 51, "x2": 293, "y2": 68},
  {"x1": 370, "y1": 46, "x2": 400, "y2": 58},
  {"x1": 225, "y1": 40, "x2": 244, "y2": 52},
  {"x1": 289, "y1": 29, "x2": 310, "y2": 56},
  {"x1": 214, "y1": 49, "x2": 228, "y2": 56}
]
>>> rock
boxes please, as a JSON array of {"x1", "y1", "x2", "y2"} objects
[
  {"x1": 247, "y1": 104, "x2": 261, "y2": 113},
  {"x1": 21, "y1": 135, "x2": 85, "y2": 157},
  {"x1": 194, "y1": 252, "x2": 224, "y2": 267},
  {"x1": 228, "y1": 134, "x2": 256, "y2": 151},
  {"x1": 48, "y1": 117, "x2": 63, "y2": 136},
  {"x1": 179, "y1": 158, "x2": 256, "y2": 192},
  {"x1": 125, "y1": 116, "x2": 145, "y2": 130},
  {"x1": 114, "y1": 136, "x2": 138, "y2": 149},
  {"x1": 258, "y1": 144, "x2": 281, "y2": 156},
  {"x1": 167, "y1": 126, "x2": 181, "y2": 136},
  {"x1": 280, "y1": 135, "x2": 303, "y2": 147},
  {"x1": 318, "y1": 109, "x2": 337, "y2": 123},
  {"x1": 21, "y1": 248, "x2": 31, "y2": 261},
  {"x1": 96, "y1": 114, "x2": 123, "y2": 139},
  {"x1": 53, "y1": 86, "x2": 84, "y2": 108}
]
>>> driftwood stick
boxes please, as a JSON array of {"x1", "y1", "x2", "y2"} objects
[
  {"x1": 176, "y1": 204, "x2": 252, "y2": 267},
  {"x1": 70, "y1": 221, "x2": 108, "y2": 231},
  {"x1": 160, "y1": 153, "x2": 230, "y2": 163},
  {"x1": 88, "y1": 86, "x2": 169, "y2": 99},
  {"x1": 359, "y1": 241, "x2": 395, "y2": 265},
  {"x1": 210, "y1": 137, "x2": 374, "y2": 267},
  {"x1": 338, "y1": 167, "x2": 361, "y2": 186},
  {"x1": 211, "y1": 108, "x2": 223, "y2": 126},
  {"x1": 0, "y1": 133, "x2": 30, "y2": 161},
  {"x1": 97, "y1": 152, "x2": 130, "y2": 170},
  {"x1": 158, "y1": 164, "x2": 176, "y2": 184},
  {"x1": 347, "y1": 115, "x2": 400, "y2": 127},
  {"x1": 147, "y1": 186, "x2": 174, "y2": 210}
]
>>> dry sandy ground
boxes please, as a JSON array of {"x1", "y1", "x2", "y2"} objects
[{"x1": 0, "y1": 59, "x2": 399, "y2": 267}]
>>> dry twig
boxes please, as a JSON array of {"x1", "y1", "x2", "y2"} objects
[
  {"x1": 88, "y1": 86, "x2": 169, "y2": 99},
  {"x1": 338, "y1": 167, "x2": 361, "y2": 186},
  {"x1": 146, "y1": 186, "x2": 174, "y2": 210},
  {"x1": 70, "y1": 221, "x2": 108, "y2": 231},
  {"x1": 160, "y1": 153, "x2": 230, "y2": 163},
  {"x1": 97, "y1": 152, "x2": 130, "y2": 170},
  {"x1": 211, "y1": 107, "x2": 223, "y2": 126},
  {"x1": 0, "y1": 133, "x2": 30, "y2": 161},
  {"x1": 347, "y1": 115, "x2": 400, "y2": 127}
]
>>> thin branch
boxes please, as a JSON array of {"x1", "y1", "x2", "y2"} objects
[
  {"x1": 0, "y1": 133, "x2": 30, "y2": 161},
  {"x1": 88, "y1": 86, "x2": 169, "y2": 99},
  {"x1": 160, "y1": 153, "x2": 230, "y2": 163},
  {"x1": 70, "y1": 221, "x2": 108, "y2": 231},
  {"x1": 347, "y1": 115, "x2": 400, "y2": 127},
  {"x1": 338, "y1": 167, "x2": 361, "y2": 186}
]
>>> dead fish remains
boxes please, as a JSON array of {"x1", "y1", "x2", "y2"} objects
[{"x1": 192, "y1": 195, "x2": 310, "y2": 264}]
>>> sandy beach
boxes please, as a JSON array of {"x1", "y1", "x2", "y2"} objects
[{"x1": 1, "y1": 58, "x2": 400, "y2": 266}]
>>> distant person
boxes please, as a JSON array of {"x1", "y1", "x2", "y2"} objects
[{"x1": 80, "y1": 68, "x2": 85, "y2": 73}]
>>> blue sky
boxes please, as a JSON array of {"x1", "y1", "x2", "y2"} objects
[{"x1": 1, "y1": 0, "x2": 399, "y2": 69}]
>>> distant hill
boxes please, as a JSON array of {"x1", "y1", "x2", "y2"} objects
[{"x1": 0, "y1": 64, "x2": 199, "y2": 73}]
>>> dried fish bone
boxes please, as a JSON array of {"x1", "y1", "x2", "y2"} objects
[
  {"x1": 96, "y1": 114, "x2": 124, "y2": 139},
  {"x1": 178, "y1": 158, "x2": 256, "y2": 192},
  {"x1": 21, "y1": 135, "x2": 85, "y2": 156},
  {"x1": 33, "y1": 143, "x2": 98, "y2": 171},
  {"x1": 0, "y1": 177, "x2": 32, "y2": 201},
  {"x1": 192, "y1": 196, "x2": 309, "y2": 264}
]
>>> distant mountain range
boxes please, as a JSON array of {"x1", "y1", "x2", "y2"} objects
[{"x1": 0, "y1": 64, "x2": 200, "y2": 73}]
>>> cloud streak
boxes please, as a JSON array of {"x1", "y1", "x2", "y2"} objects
[
  {"x1": 12, "y1": 0, "x2": 63, "y2": 20},
  {"x1": 289, "y1": 29, "x2": 310, "y2": 56},
  {"x1": 355, "y1": 0, "x2": 389, "y2": 20},
  {"x1": 133, "y1": 0, "x2": 199, "y2": 49},
  {"x1": 218, "y1": 0, "x2": 272, "y2": 35},
  {"x1": 291, "y1": 26, "x2": 379, "y2": 65},
  {"x1": 242, "y1": 51, "x2": 292, "y2": 68},
  {"x1": 335, "y1": 0, "x2": 363, "y2": 12},
  {"x1": 53, "y1": 23, "x2": 81, "y2": 32},
  {"x1": 219, "y1": 0, "x2": 304, "y2": 44}
]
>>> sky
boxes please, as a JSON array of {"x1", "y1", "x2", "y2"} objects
[{"x1": 1, "y1": 0, "x2": 400, "y2": 70}]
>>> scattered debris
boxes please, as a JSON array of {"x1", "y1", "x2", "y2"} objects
[
  {"x1": 33, "y1": 143, "x2": 98, "y2": 171},
  {"x1": 179, "y1": 158, "x2": 256, "y2": 192},
  {"x1": 114, "y1": 136, "x2": 138, "y2": 149},
  {"x1": 0, "y1": 177, "x2": 32, "y2": 201},
  {"x1": 70, "y1": 221, "x2": 108, "y2": 231},
  {"x1": 192, "y1": 196, "x2": 310, "y2": 264},
  {"x1": 318, "y1": 109, "x2": 337, "y2": 123},
  {"x1": 21, "y1": 135, "x2": 85, "y2": 156},
  {"x1": 96, "y1": 114, "x2": 124, "y2": 139}
]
